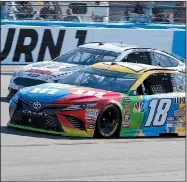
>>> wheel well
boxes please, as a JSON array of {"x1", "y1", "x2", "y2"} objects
[
  {"x1": 94, "y1": 103, "x2": 122, "y2": 138},
  {"x1": 103, "y1": 102, "x2": 123, "y2": 125}
]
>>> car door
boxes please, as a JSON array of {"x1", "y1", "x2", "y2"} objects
[{"x1": 129, "y1": 72, "x2": 185, "y2": 137}]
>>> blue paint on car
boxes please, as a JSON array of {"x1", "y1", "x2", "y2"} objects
[{"x1": 18, "y1": 84, "x2": 70, "y2": 103}]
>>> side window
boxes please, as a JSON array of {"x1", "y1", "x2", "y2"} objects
[
  {"x1": 137, "y1": 73, "x2": 174, "y2": 95},
  {"x1": 168, "y1": 57, "x2": 179, "y2": 67},
  {"x1": 154, "y1": 53, "x2": 173, "y2": 67},
  {"x1": 172, "y1": 73, "x2": 186, "y2": 92},
  {"x1": 126, "y1": 52, "x2": 152, "y2": 65}
]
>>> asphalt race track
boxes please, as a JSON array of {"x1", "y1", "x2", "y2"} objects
[{"x1": 1, "y1": 66, "x2": 185, "y2": 181}]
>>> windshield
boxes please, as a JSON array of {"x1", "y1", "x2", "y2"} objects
[
  {"x1": 57, "y1": 67, "x2": 139, "y2": 93},
  {"x1": 53, "y1": 47, "x2": 120, "y2": 65}
]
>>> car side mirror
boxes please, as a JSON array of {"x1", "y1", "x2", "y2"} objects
[
  {"x1": 178, "y1": 85, "x2": 184, "y2": 90},
  {"x1": 122, "y1": 58, "x2": 127, "y2": 62}
]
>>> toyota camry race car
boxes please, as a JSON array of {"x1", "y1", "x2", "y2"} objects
[
  {"x1": 8, "y1": 42, "x2": 185, "y2": 99},
  {"x1": 8, "y1": 62, "x2": 186, "y2": 138}
]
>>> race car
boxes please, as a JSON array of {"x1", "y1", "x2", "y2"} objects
[
  {"x1": 7, "y1": 42, "x2": 185, "y2": 99},
  {"x1": 8, "y1": 62, "x2": 186, "y2": 138}
]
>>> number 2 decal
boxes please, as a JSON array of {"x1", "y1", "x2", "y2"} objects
[{"x1": 145, "y1": 98, "x2": 172, "y2": 127}]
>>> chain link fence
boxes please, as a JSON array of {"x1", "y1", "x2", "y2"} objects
[{"x1": 1, "y1": 1, "x2": 186, "y2": 24}]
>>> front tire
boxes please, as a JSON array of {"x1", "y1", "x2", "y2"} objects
[{"x1": 94, "y1": 104, "x2": 121, "y2": 138}]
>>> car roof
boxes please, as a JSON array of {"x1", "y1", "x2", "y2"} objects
[
  {"x1": 79, "y1": 42, "x2": 138, "y2": 53},
  {"x1": 79, "y1": 42, "x2": 182, "y2": 60},
  {"x1": 78, "y1": 42, "x2": 183, "y2": 63},
  {"x1": 91, "y1": 62, "x2": 177, "y2": 74}
]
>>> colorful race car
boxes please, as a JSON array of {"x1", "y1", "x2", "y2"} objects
[
  {"x1": 7, "y1": 42, "x2": 185, "y2": 99},
  {"x1": 8, "y1": 62, "x2": 186, "y2": 138}
]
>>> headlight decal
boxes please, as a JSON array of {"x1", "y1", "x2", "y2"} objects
[{"x1": 64, "y1": 103, "x2": 97, "y2": 110}]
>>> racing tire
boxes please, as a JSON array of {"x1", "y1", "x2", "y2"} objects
[{"x1": 94, "y1": 104, "x2": 121, "y2": 138}]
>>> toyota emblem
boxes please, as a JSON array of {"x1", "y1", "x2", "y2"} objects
[{"x1": 32, "y1": 102, "x2": 42, "y2": 110}]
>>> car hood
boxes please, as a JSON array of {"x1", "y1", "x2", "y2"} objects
[
  {"x1": 17, "y1": 83, "x2": 120, "y2": 104},
  {"x1": 20, "y1": 61, "x2": 84, "y2": 76}
]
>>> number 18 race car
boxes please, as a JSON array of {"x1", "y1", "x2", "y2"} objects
[{"x1": 8, "y1": 62, "x2": 186, "y2": 138}]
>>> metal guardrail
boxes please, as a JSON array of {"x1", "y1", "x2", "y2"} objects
[{"x1": 1, "y1": 1, "x2": 186, "y2": 24}]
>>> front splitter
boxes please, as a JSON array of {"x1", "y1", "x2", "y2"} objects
[{"x1": 7, "y1": 123, "x2": 92, "y2": 138}]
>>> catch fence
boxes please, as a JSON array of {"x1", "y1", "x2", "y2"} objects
[{"x1": 1, "y1": 1, "x2": 186, "y2": 24}]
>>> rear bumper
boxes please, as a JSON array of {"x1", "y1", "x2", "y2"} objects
[{"x1": 7, "y1": 123, "x2": 92, "y2": 138}]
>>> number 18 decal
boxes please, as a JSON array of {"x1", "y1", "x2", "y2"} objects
[{"x1": 145, "y1": 98, "x2": 172, "y2": 127}]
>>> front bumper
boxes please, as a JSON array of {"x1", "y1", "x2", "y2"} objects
[{"x1": 8, "y1": 100, "x2": 96, "y2": 138}]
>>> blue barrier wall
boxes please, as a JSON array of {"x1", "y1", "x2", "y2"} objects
[
  {"x1": 1, "y1": 20, "x2": 186, "y2": 30},
  {"x1": 172, "y1": 30, "x2": 186, "y2": 59}
]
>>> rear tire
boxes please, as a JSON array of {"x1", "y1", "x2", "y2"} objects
[{"x1": 94, "y1": 104, "x2": 121, "y2": 138}]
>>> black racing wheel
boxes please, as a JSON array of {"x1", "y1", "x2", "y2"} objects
[{"x1": 94, "y1": 104, "x2": 121, "y2": 138}]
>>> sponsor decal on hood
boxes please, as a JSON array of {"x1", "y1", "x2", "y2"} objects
[
  {"x1": 24, "y1": 62, "x2": 83, "y2": 76},
  {"x1": 19, "y1": 83, "x2": 120, "y2": 103},
  {"x1": 27, "y1": 69, "x2": 52, "y2": 75},
  {"x1": 19, "y1": 84, "x2": 70, "y2": 103}
]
